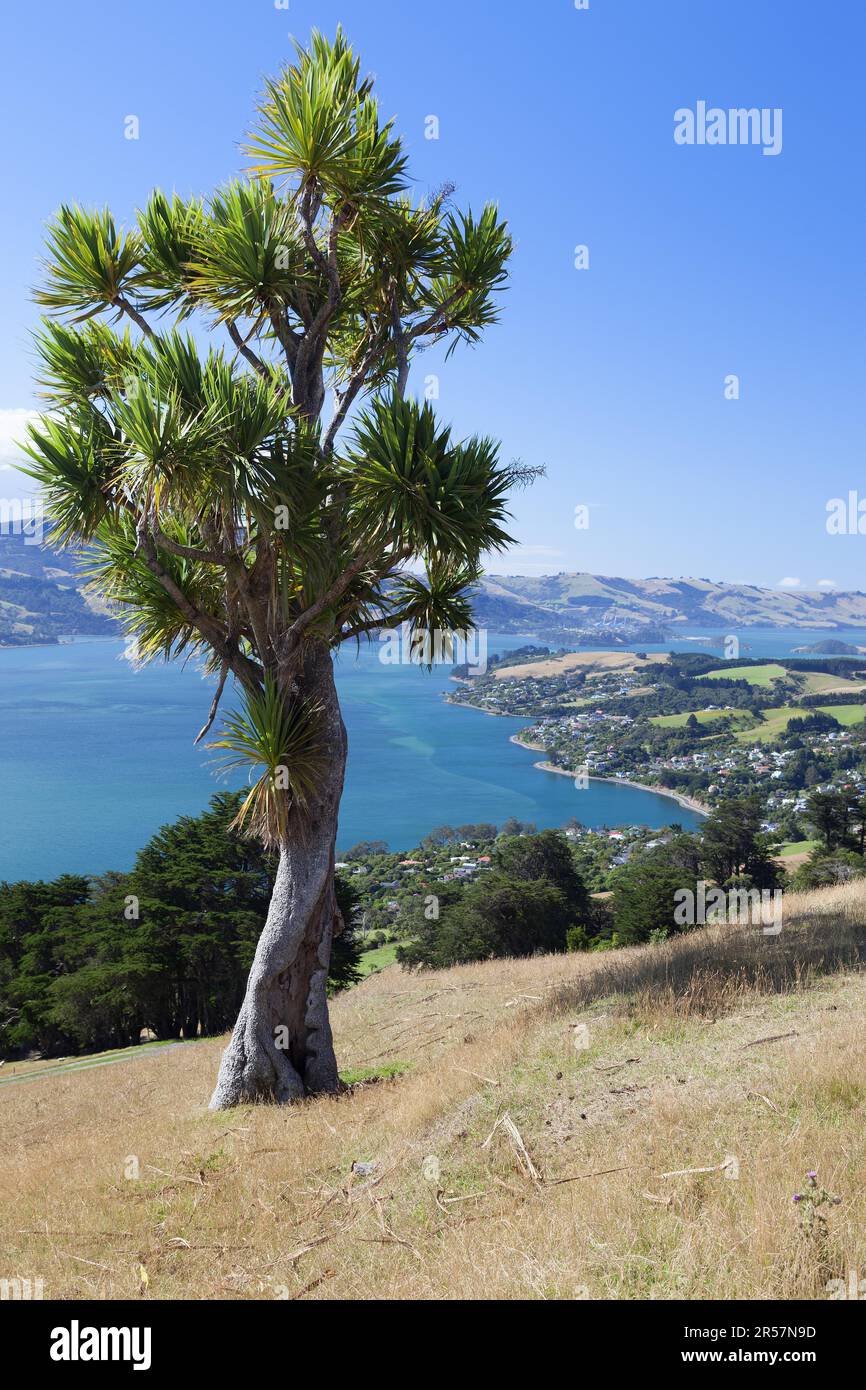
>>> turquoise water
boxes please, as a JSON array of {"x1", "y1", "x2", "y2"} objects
[
  {"x1": 0, "y1": 634, "x2": 706, "y2": 881},
  {"x1": 4, "y1": 626, "x2": 862, "y2": 881}
]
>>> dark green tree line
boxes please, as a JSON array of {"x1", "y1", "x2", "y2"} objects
[{"x1": 0, "y1": 793, "x2": 361, "y2": 1059}]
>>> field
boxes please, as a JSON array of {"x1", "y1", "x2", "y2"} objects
[
  {"x1": 700, "y1": 663, "x2": 787, "y2": 687},
  {"x1": 777, "y1": 840, "x2": 820, "y2": 859},
  {"x1": 816, "y1": 704, "x2": 866, "y2": 727},
  {"x1": 650, "y1": 709, "x2": 749, "y2": 730},
  {"x1": 357, "y1": 943, "x2": 399, "y2": 977},
  {"x1": 494, "y1": 651, "x2": 669, "y2": 681},
  {"x1": 2, "y1": 881, "x2": 866, "y2": 1301},
  {"x1": 775, "y1": 841, "x2": 821, "y2": 873},
  {"x1": 734, "y1": 704, "x2": 866, "y2": 745},
  {"x1": 797, "y1": 671, "x2": 866, "y2": 697},
  {"x1": 698, "y1": 664, "x2": 866, "y2": 698}
]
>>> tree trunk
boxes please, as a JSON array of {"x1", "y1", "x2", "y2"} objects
[{"x1": 209, "y1": 644, "x2": 347, "y2": 1108}]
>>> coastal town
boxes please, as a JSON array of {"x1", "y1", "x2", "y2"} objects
[{"x1": 447, "y1": 646, "x2": 866, "y2": 842}]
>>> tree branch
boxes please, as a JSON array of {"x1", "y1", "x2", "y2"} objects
[
  {"x1": 322, "y1": 323, "x2": 390, "y2": 454},
  {"x1": 137, "y1": 532, "x2": 262, "y2": 691},
  {"x1": 283, "y1": 549, "x2": 377, "y2": 654},
  {"x1": 199, "y1": 515, "x2": 276, "y2": 674},
  {"x1": 115, "y1": 296, "x2": 155, "y2": 339},
  {"x1": 227, "y1": 321, "x2": 272, "y2": 381},
  {"x1": 392, "y1": 292, "x2": 410, "y2": 399},
  {"x1": 293, "y1": 197, "x2": 348, "y2": 399},
  {"x1": 407, "y1": 286, "x2": 468, "y2": 342},
  {"x1": 150, "y1": 525, "x2": 233, "y2": 567},
  {"x1": 194, "y1": 659, "x2": 230, "y2": 744},
  {"x1": 340, "y1": 614, "x2": 392, "y2": 643},
  {"x1": 268, "y1": 307, "x2": 301, "y2": 375}
]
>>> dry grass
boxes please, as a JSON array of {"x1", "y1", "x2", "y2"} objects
[
  {"x1": 493, "y1": 650, "x2": 669, "y2": 680},
  {"x1": 2, "y1": 881, "x2": 866, "y2": 1301}
]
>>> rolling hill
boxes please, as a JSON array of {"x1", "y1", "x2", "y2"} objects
[
  {"x1": 3, "y1": 877, "x2": 865, "y2": 1300},
  {"x1": 6, "y1": 530, "x2": 866, "y2": 648},
  {"x1": 0, "y1": 530, "x2": 115, "y2": 646},
  {"x1": 473, "y1": 573, "x2": 866, "y2": 637}
]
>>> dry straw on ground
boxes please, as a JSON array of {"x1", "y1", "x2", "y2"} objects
[{"x1": 1, "y1": 880, "x2": 865, "y2": 1300}]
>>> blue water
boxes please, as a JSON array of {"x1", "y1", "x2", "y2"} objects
[
  {"x1": 626, "y1": 628, "x2": 866, "y2": 661},
  {"x1": 4, "y1": 625, "x2": 863, "y2": 881},
  {"x1": 0, "y1": 633, "x2": 709, "y2": 881}
]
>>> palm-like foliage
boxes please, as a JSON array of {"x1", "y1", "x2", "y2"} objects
[
  {"x1": 34, "y1": 205, "x2": 146, "y2": 322},
  {"x1": 22, "y1": 26, "x2": 529, "y2": 845},
  {"x1": 209, "y1": 678, "x2": 323, "y2": 846},
  {"x1": 83, "y1": 514, "x2": 224, "y2": 666},
  {"x1": 347, "y1": 393, "x2": 511, "y2": 559},
  {"x1": 244, "y1": 30, "x2": 407, "y2": 202}
]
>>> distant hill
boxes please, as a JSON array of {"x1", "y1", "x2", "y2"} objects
[
  {"x1": 0, "y1": 530, "x2": 116, "y2": 646},
  {"x1": 472, "y1": 573, "x2": 866, "y2": 638},
  {"x1": 5, "y1": 535, "x2": 866, "y2": 647},
  {"x1": 792, "y1": 639, "x2": 866, "y2": 655}
]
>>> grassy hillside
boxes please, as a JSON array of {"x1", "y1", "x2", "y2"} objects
[
  {"x1": 734, "y1": 704, "x2": 866, "y2": 744},
  {"x1": 0, "y1": 531, "x2": 115, "y2": 645},
  {"x1": 650, "y1": 709, "x2": 751, "y2": 729},
  {"x1": 475, "y1": 572, "x2": 866, "y2": 635},
  {"x1": 2, "y1": 880, "x2": 865, "y2": 1300},
  {"x1": 700, "y1": 664, "x2": 866, "y2": 697},
  {"x1": 9, "y1": 535, "x2": 866, "y2": 646},
  {"x1": 701, "y1": 663, "x2": 788, "y2": 687},
  {"x1": 494, "y1": 650, "x2": 668, "y2": 680}
]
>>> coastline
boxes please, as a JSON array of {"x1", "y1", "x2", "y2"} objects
[
  {"x1": 446, "y1": 692, "x2": 517, "y2": 719},
  {"x1": 0, "y1": 633, "x2": 119, "y2": 653},
  {"x1": 509, "y1": 734, "x2": 710, "y2": 818},
  {"x1": 447, "y1": 698, "x2": 712, "y2": 818}
]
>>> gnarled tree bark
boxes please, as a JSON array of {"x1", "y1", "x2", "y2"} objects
[{"x1": 209, "y1": 644, "x2": 348, "y2": 1108}]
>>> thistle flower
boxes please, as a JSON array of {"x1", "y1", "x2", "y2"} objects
[{"x1": 793, "y1": 1170, "x2": 842, "y2": 1233}]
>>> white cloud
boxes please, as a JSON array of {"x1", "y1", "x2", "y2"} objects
[
  {"x1": 817, "y1": 579, "x2": 838, "y2": 590},
  {"x1": 0, "y1": 408, "x2": 38, "y2": 468},
  {"x1": 487, "y1": 543, "x2": 565, "y2": 575},
  {"x1": 0, "y1": 408, "x2": 40, "y2": 502},
  {"x1": 506, "y1": 545, "x2": 563, "y2": 559},
  {"x1": 777, "y1": 577, "x2": 801, "y2": 588}
]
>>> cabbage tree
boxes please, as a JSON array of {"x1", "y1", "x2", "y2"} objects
[{"x1": 24, "y1": 29, "x2": 524, "y2": 1107}]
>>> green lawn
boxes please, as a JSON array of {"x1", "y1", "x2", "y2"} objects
[
  {"x1": 357, "y1": 942, "x2": 399, "y2": 977},
  {"x1": 700, "y1": 663, "x2": 787, "y2": 687},
  {"x1": 776, "y1": 840, "x2": 820, "y2": 858},
  {"x1": 0, "y1": 1037, "x2": 199, "y2": 1086},
  {"x1": 733, "y1": 705, "x2": 800, "y2": 743},
  {"x1": 734, "y1": 703, "x2": 866, "y2": 744},
  {"x1": 650, "y1": 709, "x2": 749, "y2": 729},
  {"x1": 815, "y1": 703, "x2": 866, "y2": 727},
  {"x1": 339, "y1": 1060, "x2": 411, "y2": 1086},
  {"x1": 798, "y1": 671, "x2": 866, "y2": 696}
]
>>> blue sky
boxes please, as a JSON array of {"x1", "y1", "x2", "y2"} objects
[{"x1": 1, "y1": 0, "x2": 864, "y2": 591}]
